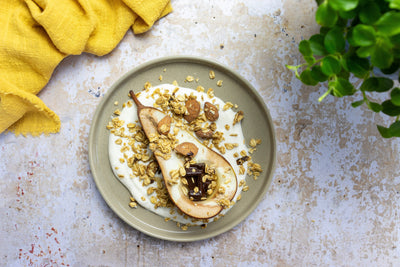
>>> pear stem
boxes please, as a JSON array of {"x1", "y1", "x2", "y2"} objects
[{"x1": 129, "y1": 90, "x2": 145, "y2": 112}]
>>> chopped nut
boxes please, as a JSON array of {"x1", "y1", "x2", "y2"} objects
[
  {"x1": 157, "y1": 116, "x2": 172, "y2": 135},
  {"x1": 216, "y1": 80, "x2": 223, "y2": 87},
  {"x1": 204, "y1": 102, "x2": 219, "y2": 121},
  {"x1": 175, "y1": 142, "x2": 199, "y2": 157},
  {"x1": 144, "y1": 82, "x2": 152, "y2": 90},
  {"x1": 223, "y1": 102, "x2": 234, "y2": 111},
  {"x1": 233, "y1": 110, "x2": 244, "y2": 125},
  {"x1": 195, "y1": 129, "x2": 214, "y2": 139},
  {"x1": 184, "y1": 99, "x2": 201, "y2": 123}
]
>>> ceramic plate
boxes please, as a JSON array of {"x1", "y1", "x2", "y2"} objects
[{"x1": 88, "y1": 56, "x2": 276, "y2": 242}]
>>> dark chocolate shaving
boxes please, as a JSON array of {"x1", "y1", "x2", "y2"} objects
[{"x1": 236, "y1": 156, "x2": 249, "y2": 165}]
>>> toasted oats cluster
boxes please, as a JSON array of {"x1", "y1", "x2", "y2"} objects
[{"x1": 107, "y1": 71, "x2": 263, "y2": 229}]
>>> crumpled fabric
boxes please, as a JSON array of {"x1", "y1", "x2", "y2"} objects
[{"x1": 0, "y1": 0, "x2": 172, "y2": 136}]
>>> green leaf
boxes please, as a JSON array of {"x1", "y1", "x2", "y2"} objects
[
  {"x1": 375, "y1": 11, "x2": 400, "y2": 36},
  {"x1": 346, "y1": 28, "x2": 358, "y2": 46},
  {"x1": 330, "y1": 78, "x2": 356, "y2": 97},
  {"x1": 324, "y1": 27, "x2": 346, "y2": 53},
  {"x1": 360, "y1": 77, "x2": 394, "y2": 92},
  {"x1": 367, "y1": 101, "x2": 383, "y2": 112},
  {"x1": 356, "y1": 45, "x2": 374, "y2": 58},
  {"x1": 381, "y1": 62, "x2": 400, "y2": 74},
  {"x1": 391, "y1": 34, "x2": 400, "y2": 45},
  {"x1": 321, "y1": 56, "x2": 341, "y2": 75},
  {"x1": 389, "y1": 121, "x2": 400, "y2": 137},
  {"x1": 377, "y1": 125, "x2": 392, "y2": 138},
  {"x1": 371, "y1": 37, "x2": 394, "y2": 69},
  {"x1": 390, "y1": 87, "x2": 400, "y2": 106},
  {"x1": 388, "y1": 0, "x2": 400, "y2": 10},
  {"x1": 310, "y1": 65, "x2": 329, "y2": 82},
  {"x1": 299, "y1": 69, "x2": 319, "y2": 86},
  {"x1": 351, "y1": 99, "x2": 365, "y2": 107},
  {"x1": 305, "y1": 56, "x2": 316, "y2": 65},
  {"x1": 299, "y1": 40, "x2": 313, "y2": 56},
  {"x1": 329, "y1": 0, "x2": 359, "y2": 11},
  {"x1": 359, "y1": 2, "x2": 381, "y2": 24},
  {"x1": 339, "y1": 9, "x2": 358, "y2": 19},
  {"x1": 309, "y1": 34, "x2": 327, "y2": 56},
  {"x1": 320, "y1": 27, "x2": 331, "y2": 35},
  {"x1": 316, "y1": 2, "x2": 338, "y2": 27},
  {"x1": 382, "y1": 100, "x2": 400, "y2": 116},
  {"x1": 378, "y1": 121, "x2": 400, "y2": 138},
  {"x1": 344, "y1": 55, "x2": 370, "y2": 78},
  {"x1": 352, "y1": 24, "x2": 376, "y2": 46},
  {"x1": 337, "y1": 68, "x2": 351, "y2": 80}
]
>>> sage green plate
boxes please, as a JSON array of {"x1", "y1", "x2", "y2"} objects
[{"x1": 88, "y1": 56, "x2": 276, "y2": 242}]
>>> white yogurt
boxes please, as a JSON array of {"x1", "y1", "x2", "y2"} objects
[{"x1": 108, "y1": 84, "x2": 249, "y2": 225}]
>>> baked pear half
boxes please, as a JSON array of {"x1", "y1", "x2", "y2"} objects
[{"x1": 129, "y1": 90, "x2": 238, "y2": 219}]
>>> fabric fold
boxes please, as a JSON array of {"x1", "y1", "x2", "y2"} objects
[{"x1": 0, "y1": 0, "x2": 172, "y2": 136}]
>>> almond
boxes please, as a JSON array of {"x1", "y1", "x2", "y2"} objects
[
  {"x1": 184, "y1": 99, "x2": 200, "y2": 123},
  {"x1": 195, "y1": 129, "x2": 214, "y2": 139},
  {"x1": 175, "y1": 142, "x2": 198, "y2": 157},
  {"x1": 204, "y1": 102, "x2": 219, "y2": 121},
  {"x1": 157, "y1": 116, "x2": 172, "y2": 135}
]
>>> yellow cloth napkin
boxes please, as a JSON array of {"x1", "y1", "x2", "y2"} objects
[{"x1": 0, "y1": 0, "x2": 172, "y2": 136}]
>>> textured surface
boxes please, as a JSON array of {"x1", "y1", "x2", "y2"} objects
[{"x1": 1, "y1": 0, "x2": 399, "y2": 266}]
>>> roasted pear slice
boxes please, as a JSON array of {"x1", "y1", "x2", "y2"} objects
[{"x1": 129, "y1": 90, "x2": 238, "y2": 219}]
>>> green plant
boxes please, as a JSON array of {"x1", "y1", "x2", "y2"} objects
[{"x1": 287, "y1": 0, "x2": 400, "y2": 138}]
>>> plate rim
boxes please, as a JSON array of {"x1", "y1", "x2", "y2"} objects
[{"x1": 88, "y1": 55, "x2": 276, "y2": 242}]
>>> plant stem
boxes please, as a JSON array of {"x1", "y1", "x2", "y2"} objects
[{"x1": 318, "y1": 87, "x2": 333, "y2": 102}]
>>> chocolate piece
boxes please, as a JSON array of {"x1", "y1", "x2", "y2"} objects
[
  {"x1": 184, "y1": 163, "x2": 210, "y2": 201},
  {"x1": 236, "y1": 155, "x2": 249, "y2": 165}
]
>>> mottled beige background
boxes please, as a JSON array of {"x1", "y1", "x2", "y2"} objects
[{"x1": 1, "y1": 0, "x2": 400, "y2": 266}]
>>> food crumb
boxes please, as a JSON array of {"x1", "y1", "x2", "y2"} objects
[
  {"x1": 185, "y1": 75, "x2": 195, "y2": 82},
  {"x1": 209, "y1": 70, "x2": 215, "y2": 79},
  {"x1": 217, "y1": 80, "x2": 223, "y2": 87}
]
